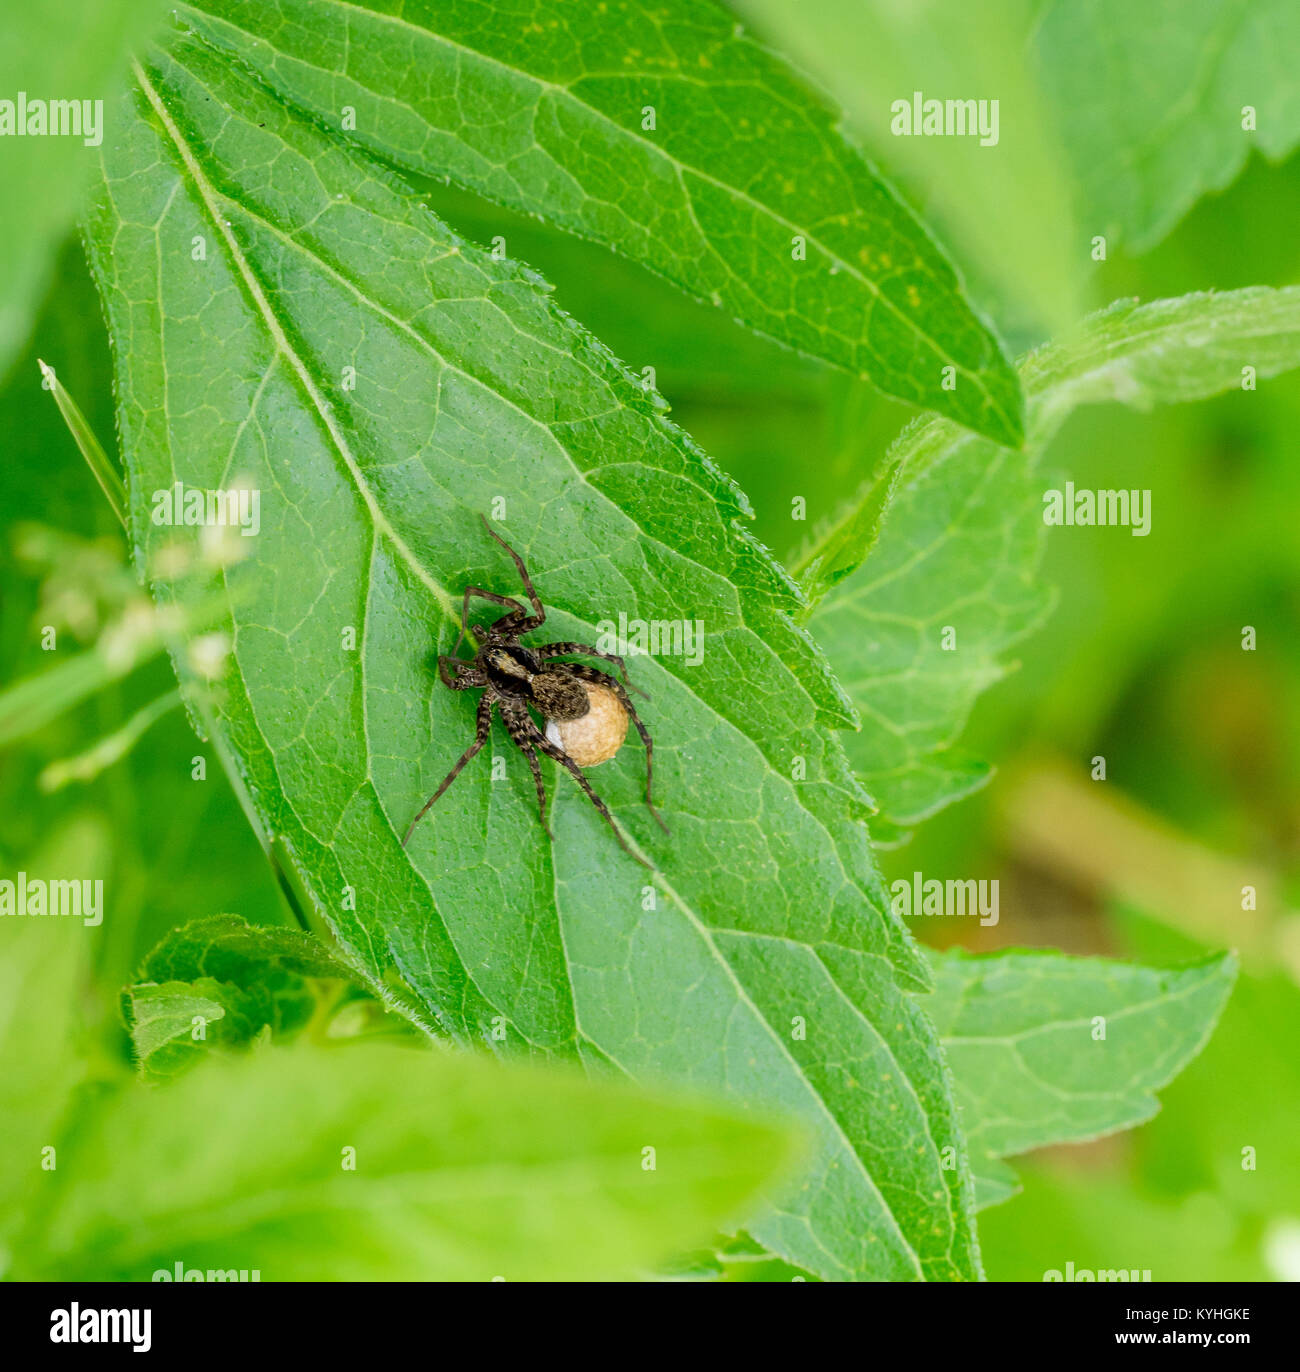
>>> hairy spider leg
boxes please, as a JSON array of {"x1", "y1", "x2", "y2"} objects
[
  {"x1": 437, "y1": 656, "x2": 486, "y2": 690},
  {"x1": 555, "y1": 661, "x2": 668, "y2": 833},
  {"x1": 447, "y1": 514, "x2": 551, "y2": 658},
  {"x1": 532, "y1": 641, "x2": 649, "y2": 699},
  {"x1": 480, "y1": 515, "x2": 547, "y2": 626},
  {"x1": 499, "y1": 701, "x2": 552, "y2": 835},
  {"x1": 402, "y1": 693, "x2": 495, "y2": 847},
  {"x1": 501, "y1": 699, "x2": 651, "y2": 869},
  {"x1": 450, "y1": 587, "x2": 527, "y2": 660}
]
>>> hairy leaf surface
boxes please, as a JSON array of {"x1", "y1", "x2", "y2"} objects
[{"x1": 121, "y1": 915, "x2": 369, "y2": 1078}]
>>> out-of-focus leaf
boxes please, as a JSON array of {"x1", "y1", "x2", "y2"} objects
[
  {"x1": 38, "y1": 689, "x2": 180, "y2": 791},
  {"x1": 0, "y1": 590, "x2": 230, "y2": 749},
  {"x1": 22, "y1": 1043, "x2": 798, "y2": 1281},
  {"x1": 921, "y1": 947, "x2": 1237, "y2": 1208},
  {"x1": 737, "y1": 0, "x2": 1081, "y2": 338},
  {"x1": 0, "y1": 815, "x2": 110, "y2": 1259},
  {"x1": 0, "y1": 0, "x2": 170, "y2": 380},
  {"x1": 177, "y1": 0, "x2": 1024, "y2": 444},
  {"x1": 805, "y1": 287, "x2": 1300, "y2": 826},
  {"x1": 1036, "y1": 0, "x2": 1300, "y2": 254}
]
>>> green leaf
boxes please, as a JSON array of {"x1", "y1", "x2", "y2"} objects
[
  {"x1": 791, "y1": 456, "x2": 902, "y2": 607},
  {"x1": 20, "y1": 1042, "x2": 798, "y2": 1280},
  {"x1": 0, "y1": 0, "x2": 170, "y2": 381},
  {"x1": 175, "y1": 0, "x2": 1024, "y2": 445},
  {"x1": 136, "y1": 912, "x2": 355, "y2": 984},
  {"x1": 0, "y1": 817, "x2": 104, "y2": 1254},
  {"x1": 805, "y1": 286, "x2": 1300, "y2": 826},
  {"x1": 121, "y1": 915, "x2": 374, "y2": 1080},
  {"x1": 1036, "y1": 0, "x2": 1300, "y2": 253},
  {"x1": 921, "y1": 947, "x2": 1238, "y2": 1208},
  {"x1": 736, "y1": 0, "x2": 1083, "y2": 337},
  {"x1": 85, "y1": 37, "x2": 979, "y2": 1280},
  {"x1": 121, "y1": 981, "x2": 239, "y2": 1081}
]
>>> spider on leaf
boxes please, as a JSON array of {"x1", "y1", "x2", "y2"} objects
[{"x1": 402, "y1": 516, "x2": 667, "y2": 865}]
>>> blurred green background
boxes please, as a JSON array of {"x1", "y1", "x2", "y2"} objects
[{"x1": 3, "y1": 0, "x2": 1298, "y2": 1281}]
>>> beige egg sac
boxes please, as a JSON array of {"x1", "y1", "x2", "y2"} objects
[{"x1": 545, "y1": 682, "x2": 629, "y2": 766}]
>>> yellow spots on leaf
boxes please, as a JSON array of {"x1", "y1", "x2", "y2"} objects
[
  {"x1": 879, "y1": 252, "x2": 892, "y2": 269},
  {"x1": 906, "y1": 284, "x2": 921, "y2": 307}
]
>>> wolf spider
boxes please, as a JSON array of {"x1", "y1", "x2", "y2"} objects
[{"x1": 402, "y1": 516, "x2": 666, "y2": 864}]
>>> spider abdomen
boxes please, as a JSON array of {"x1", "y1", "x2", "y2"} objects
[{"x1": 530, "y1": 670, "x2": 590, "y2": 721}]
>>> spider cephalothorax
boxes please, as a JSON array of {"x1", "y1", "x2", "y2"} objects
[{"x1": 402, "y1": 516, "x2": 666, "y2": 864}]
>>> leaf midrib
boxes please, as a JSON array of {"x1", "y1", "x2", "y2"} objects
[
  {"x1": 131, "y1": 57, "x2": 488, "y2": 1023},
  {"x1": 132, "y1": 56, "x2": 459, "y2": 625},
  {"x1": 939, "y1": 971, "x2": 1223, "y2": 1049},
  {"x1": 650, "y1": 877, "x2": 929, "y2": 1278}
]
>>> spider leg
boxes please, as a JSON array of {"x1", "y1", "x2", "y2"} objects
[
  {"x1": 480, "y1": 515, "x2": 546, "y2": 630},
  {"x1": 451, "y1": 587, "x2": 526, "y2": 658},
  {"x1": 504, "y1": 701, "x2": 651, "y2": 868},
  {"x1": 438, "y1": 656, "x2": 487, "y2": 690},
  {"x1": 402, "y1": 693, "x2": 494, "y2": 847},
  {"x1": 531, "y1": 641, "x2": 649, "y2": 699},
  {"x1": 555, "y1": 663, "x2": 668, "y2": 834},
  {"x1": 498, "y1": 700, "x2": 552, "y2": 836}
]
